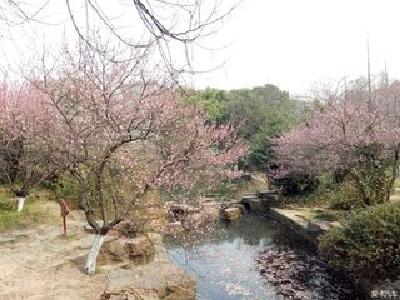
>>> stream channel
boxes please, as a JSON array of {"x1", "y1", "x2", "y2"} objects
[{"x1": 164, "y1": 215, "x2": 361, "y2": 300}]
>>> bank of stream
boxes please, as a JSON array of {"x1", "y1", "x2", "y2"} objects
[{"x1": 164, "y1": 215, "x2": 362, "y2": 300}]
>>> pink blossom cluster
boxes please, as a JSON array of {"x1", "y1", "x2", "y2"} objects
[
  {"x1": 273, "y1": 82, "x2": 400, "y2": 177},
  {"x1": 0, "y1": 48, "x2": 247, "y2": 201},
  {"x1": 0, "y1": 81, "x2": 67, "y2": 193}
]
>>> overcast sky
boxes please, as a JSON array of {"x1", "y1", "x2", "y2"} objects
[
  {"x1": 193, "y1": 0, "x2": 400, "y2": 95},
  {"x1": 2, "y1": 0, "x2": 400, "y2": 96}
]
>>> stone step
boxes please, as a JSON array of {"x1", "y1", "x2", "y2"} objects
[
  {"x1": 241, "y1": 194, "x2": 260, "y2": 200},
  {"x1": 221, "y1": 207, "x2": 241, "y2": 221}
]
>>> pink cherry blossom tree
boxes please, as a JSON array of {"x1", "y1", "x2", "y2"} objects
[
  {"x1": 273, "y1": 80, "x2": 400, "y2": 205},
  {"x1": 0, "y1": 81, "x2": 69, "y2": 210},
  {"x1": 30, "y1": 41, "x2": 247, "y2": 274}
]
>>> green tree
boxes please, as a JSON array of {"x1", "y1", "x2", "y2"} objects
[
  {"x1": 190, "y1": 84, "x2": 302, "y2": 170},
  {"x1": 227, "y1": 85, "x2": 299, "y2": 169},
  {"x1": 186, "y1": 88, "x2": 228, "y2": 123}
]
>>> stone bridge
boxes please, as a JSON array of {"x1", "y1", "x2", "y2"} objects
[{"x1": 239, "y1": 190, "x2": 279, "y2": 214}]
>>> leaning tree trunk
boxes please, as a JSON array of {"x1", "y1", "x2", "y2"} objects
[
  {"x1": 84, "y1": 233, "x2": 106, "y2": 275},
  {"x1": 79, "y1": 176, "x2": 108, "y2": 275}
]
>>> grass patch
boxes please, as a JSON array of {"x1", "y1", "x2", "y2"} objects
[
  {"x1": 292, "y1": 208, "x2": 317, "y2": 221},
  {"x1": 281, "y1": 190, "x2": 331, "y2": 208},
  {"x1": 314, "y1": 209, "x2": 348, "y2": 222},
  {"x1": 0, "y1": 186, "x2": 59, "y2": 232},
  {"x1": 282, "y1": 178, "x2": 366, "y2": 210},
  {"x1": 287, "y1": 207, "x2": 349, "y2": 223},
  {"x1": 0, "y1": 200, "x2": 58, "y2": 232},
  {"x1": 57, "y1": 233, "x2": 77, "y2": 240},
  {"x1": 393, "y1": 178, "x2": 400, "y2": 190}
]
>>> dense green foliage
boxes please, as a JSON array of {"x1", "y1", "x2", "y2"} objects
[
  {"x1": 289, "y1": 174, "x2": 364, "y2": 209},
  {"x1": 189, "y1": 85, "x2": 303, "y2": 170},
  {"x1": 318, "y1": 203, "x2": 400, "y2": 284},
  {"x1": 327, "y1": 180, "x2": 366, "y2": 210},
  {"x1": 270, "y1": 171, "x2": 319, "y2": 196},
  {"x1": 42, "y1": 173, "x2": 80, "y2": 207}
]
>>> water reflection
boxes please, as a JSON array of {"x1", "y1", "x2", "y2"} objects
[{"x1": 164, "y1": 215, "x2": 284, "y2": 300}]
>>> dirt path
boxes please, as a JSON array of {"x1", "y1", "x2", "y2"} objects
[{"x1": 0, "y1": 203, "x2": 106, "y2": 300}]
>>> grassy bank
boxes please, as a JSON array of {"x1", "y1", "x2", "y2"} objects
[{"x1": 0, "y1": 187, "x2": 59, "y2": 232}]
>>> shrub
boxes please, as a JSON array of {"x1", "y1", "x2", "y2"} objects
[
  {"x1": 269, "y1": 169, "x2": 319, "y2": 196},
  {"x1": 318, "y1": 203, "x2": 400, "y2": 284},
  {"x1": 328, "y1": 180, "x2": 365, "y2": 210},
  {"x1": 293, "y1": 178, "x2": 365, "y2": 209},
  {"x1": 280, "y1": 176, "x2": 370, "y2": 209},
  {"x1": 42, "y1": 173, "x2": 80, "y2": 207},
  {"x1": 53, "y1": 174, "x2": 79, "y2": 202}
]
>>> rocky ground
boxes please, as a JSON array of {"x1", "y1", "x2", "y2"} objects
[
  {"x1": 256, "y1": 245, "x2": 363, "y2": 300},
  {"x1": 0, "y1": 202, "x2": 195, "y2": 300},
  {"x1": 0, "y1": 203, "x2": 105, "y2": 300}
]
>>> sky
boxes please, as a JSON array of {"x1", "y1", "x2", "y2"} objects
[
  {"x1": 2, "y1": 0, "x2": 400, "y2": 96},
  {"x1": 193, "y1": 0, "x2": 400, "y2": 95}
]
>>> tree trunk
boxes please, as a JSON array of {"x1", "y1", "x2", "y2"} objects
[
  {"x1": 17, "y1": 197, "x2": 25, "y2": 212},
  {"x1": 84, "y1": 233, "x2": 106, "y2": 275}
]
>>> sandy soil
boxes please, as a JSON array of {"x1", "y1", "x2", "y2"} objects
[{"x1": 0, "y1": 203, "x2": 106, "y2": 300}]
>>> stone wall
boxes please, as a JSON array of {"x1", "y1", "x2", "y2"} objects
[{"x1": 267, "y1": 208, "x2": 341, "y2": 246}]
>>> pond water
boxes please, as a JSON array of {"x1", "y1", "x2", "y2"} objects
[
  {"x1": 164, "y1": 215, "x2": 360, "y2": 300},
  {"x1": 164, "y1": 216, "x2": 283, "y2": 300}
]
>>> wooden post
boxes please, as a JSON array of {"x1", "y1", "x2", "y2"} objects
[
  {"x1": 60, "y1": 200, "x2": 70, "y2": 238},
  {"x1": 63, "y1": 214, "x2": 67, "y2": 238}
]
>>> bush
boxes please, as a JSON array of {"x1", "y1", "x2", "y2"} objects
[
  {"x1": 318, "y1": 203, "x2": 400, "y2": 284},
  {"x1": 42, "y1": 173, "x2": 80, "y2": 207},
  {"x1": 53, "y1": 175, "x2": 79, "y2": 201},
  {"x1": 269, "y1": 169, "x2": 319, "y2": 196},
  {"x1": 328, "y1": 180, "x2": 365, "y2": 210},
  {"x1": 293, "y1": 178, "x2": 365, "y2": 209}
]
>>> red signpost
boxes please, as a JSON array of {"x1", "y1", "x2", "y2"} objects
[{"x1": 59, "y1": 200, "x2": 70, "y2": 238}]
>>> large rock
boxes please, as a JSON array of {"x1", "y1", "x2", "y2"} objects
[
  {"x1": 101, "y1": 261, "x2": 196, "y2": 300},
  {"x1": 222, "y1": 208, "x2": 241, "y2": 221},
  {"x1": 200, "y1": 202, "x2": 220, "y2": 219},
  {"x1": 169, "y1": 204, "x2": 190, "y2": 211},
  {"x1": 113, "y1": 221, "x2": 140, "y2": 238},
  {"x1": 228, "y1": 203, "x2": 246, "y2": 214},
  {"x1": 165, "y1": 200, "x2": 221, "y2": 234},
  {"x1": 169, "y1": 204, "x2": 194, "y2": 222},
  {"x1": 97, "y1": 235, "x2": 155, "y2": 266}
]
